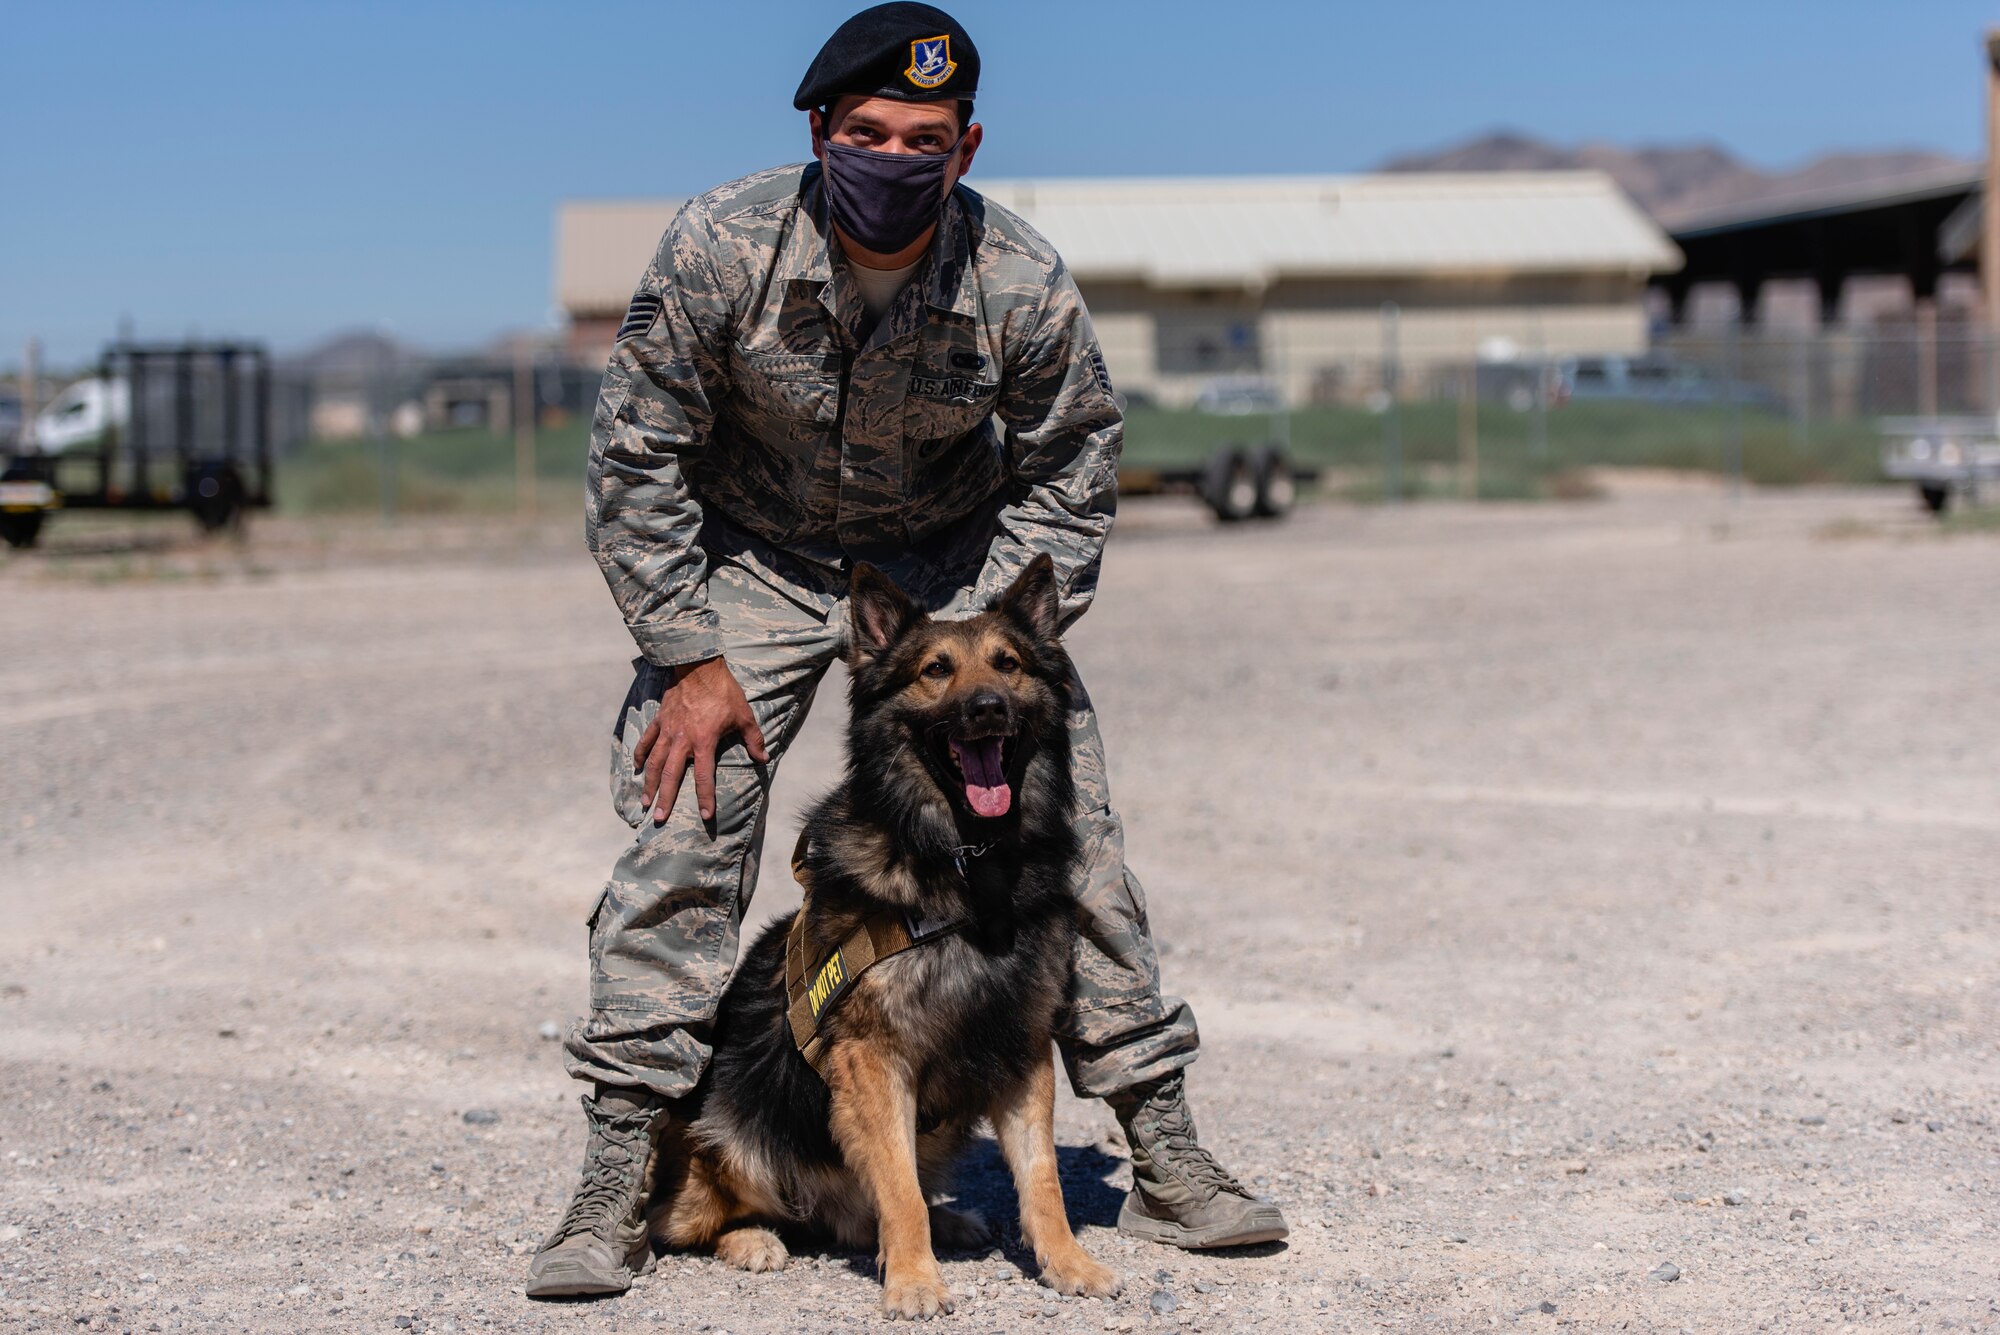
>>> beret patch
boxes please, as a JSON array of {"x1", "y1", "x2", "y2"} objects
[
  {"x1": 904, "y1": 35, "x2": 955, "y2": 90},
  {"x1": 618, "y1": 292, "x2": 663, "y2": 341}
]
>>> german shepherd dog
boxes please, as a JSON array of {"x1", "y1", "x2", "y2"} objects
[{"x1": 649, "y1": 554, "x2": 1122, "y2": 1319}]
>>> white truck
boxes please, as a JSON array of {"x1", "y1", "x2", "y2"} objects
[{"x1": 32, "y1": 376, "x2": 131, "y2": 452}]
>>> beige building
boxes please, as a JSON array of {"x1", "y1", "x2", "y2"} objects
[
  {"x1": 555, "y1": 172, "x2": 1679, "y2": 404},
  {"x1": 555, "y1": 200, "x2": 687, "y2": 363}
]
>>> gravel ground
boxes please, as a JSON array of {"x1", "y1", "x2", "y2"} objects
[{"x1": 2, "y1": 488, "x2": 1996, "y2": 1334}]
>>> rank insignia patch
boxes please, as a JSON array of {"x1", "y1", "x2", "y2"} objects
[
  {"x1": 905, "y1": 35, "x2": 955, "y2": 90},
  {"x1": 1088, "y1": 348, "x2": 1114, "y2": 396},
  {"x1": 618, "y1": 292, "x2": 663, "y2": 341}
]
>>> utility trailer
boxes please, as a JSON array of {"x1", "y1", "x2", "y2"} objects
[
  {"x1": 1, "y1": 342, "x2": 274, "y2": 549},
  {"x1": 1878, "y1": 416, "x2": 2000, "y2": 515},
  {"x1": 1118, "y1": 441, "x2": 1313, "y2": 522}
]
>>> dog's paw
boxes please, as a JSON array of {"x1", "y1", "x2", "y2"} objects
[
  {"x1": 928, "y1": 1203, "x2": 993, "y2": 1252},
  {"x1": 1038, "y1": 1249, "x2": 1121, "y2": 1300},
  {"x1": 881, "y1": 1272, "x2": 956, "y2": 1320},
  {"x1": 715, "y1": 1226, "x2": 789, "y2": 1274}
]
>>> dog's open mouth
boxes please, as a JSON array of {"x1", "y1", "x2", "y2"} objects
[{"x1": 947, "y1": 736, "x2": 1011, "y2": 818}]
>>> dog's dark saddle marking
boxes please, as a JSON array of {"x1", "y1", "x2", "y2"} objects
[{"x1": 783, "y1": 831, "x2": 965, "y2": 1081}]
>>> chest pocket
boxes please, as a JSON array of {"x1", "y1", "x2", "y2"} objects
[
  {"x1": 728, "y1": 341, "x2": 841, "y2": 426},
  {"x1": 904, "y1": 337, "x2": 1001, "y2": 458}
]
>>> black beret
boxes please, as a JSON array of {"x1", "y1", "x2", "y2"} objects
[{"x1": 793, "y1": 3, "x2": 979, "y2": 110}]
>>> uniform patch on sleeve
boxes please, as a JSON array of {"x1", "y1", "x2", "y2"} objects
[
  {"x1": 618, "y1": 292, "x2": 663, "y2": 341},
  {"x1": 1087, "y1": 348, "x2": 1114, "y2": 396}
]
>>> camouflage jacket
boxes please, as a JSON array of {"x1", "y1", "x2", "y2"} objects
[{"x1": 585, "y1": 162, "x2": 1124, "y2": 667}]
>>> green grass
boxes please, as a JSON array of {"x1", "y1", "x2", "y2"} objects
[
  {"x1": 274, "y1": 402, "x2": 1890, "y2": 515},
  {"x1": 1123, "y1": 401, "x2": 1885, "y2": 499},
  {"x1": 277, "y1": 420, "x2": 593, "y2": 515}
]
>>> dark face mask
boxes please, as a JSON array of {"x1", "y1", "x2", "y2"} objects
[{"x1": 820, "y1": 137, "x2": 960, "y2": 256}]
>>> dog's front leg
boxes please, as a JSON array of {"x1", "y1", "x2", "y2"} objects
[
  {"x1": 990, "y1": 1047, "x2": 1121, "y2": 1299},
  {"x1": 827, "y1": 1043, "x2": 954, "y2": 1320}
]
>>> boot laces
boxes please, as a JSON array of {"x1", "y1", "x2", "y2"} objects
[
  {"x1": 551, "y1": 1114, "x2": 652, "y2": 1243},
  {"x1": 1139, "y1": 1095, "x2": 1248, "y2": 1201}
]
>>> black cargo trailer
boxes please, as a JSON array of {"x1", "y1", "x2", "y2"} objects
[{"x1": 1, "y1": 342, "x2": 274, "y2": 549}]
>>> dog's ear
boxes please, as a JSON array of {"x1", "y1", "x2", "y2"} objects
[
  {"x1": 996, "y1": 552, "x2": 1061, "y2": 643},
  {"x1": 848, "y1": 562, "x2": 923, "y2": 659}
]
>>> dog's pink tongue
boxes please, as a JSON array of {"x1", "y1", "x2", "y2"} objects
[{"x1": 951, "y1": 738, "x2": 1011, "y2": 817}]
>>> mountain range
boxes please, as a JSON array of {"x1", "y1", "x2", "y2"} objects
[{"x1": 1379, "y1": 131, "x2": 1973, "y2": 227}]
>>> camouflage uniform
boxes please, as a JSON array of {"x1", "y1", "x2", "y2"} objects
[{"x1": 564, "y1": 161, "x2": 1196, "y2": 1101}]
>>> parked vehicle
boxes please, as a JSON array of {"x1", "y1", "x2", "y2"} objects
[
  {"x1": 1474, "y1": 361, "x2": 1565, "y2": 411},
  {"x1": 34, "y1": 376, "x2": 131, "y2": 452},
  {"x1": 1878, "y1": 416, "x2": 2000, "y2": 514},
  {"x1": 1192, "y1": 375, "x2": 1284, "y2": 416},
  {"x1": 1555, "y1": 355, "x2": 1777, "y2": 410}
]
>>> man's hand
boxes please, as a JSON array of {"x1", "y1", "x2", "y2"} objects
[{"x1": 634, "y1": 657, "x2": 769, "y2": 824}]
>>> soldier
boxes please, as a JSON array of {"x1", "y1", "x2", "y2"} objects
[{"x1": 527, "y1": 1, "x2": 1290, "y2": 1299}]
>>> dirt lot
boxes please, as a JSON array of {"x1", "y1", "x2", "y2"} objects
[{"x1": 2, "y1": 489, "x2": 1996, "y2": 1335}]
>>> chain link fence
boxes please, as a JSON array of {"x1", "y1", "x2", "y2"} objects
[
  {"x1": 1121, "y1": 321, "x2": 2000, "y2": 508},
  {"x1": 212, "y1": 323, "x2": 2000, "y2": 520},
  {"x1": 269, "y1": 349, "x2": 601, "y2": 521}
]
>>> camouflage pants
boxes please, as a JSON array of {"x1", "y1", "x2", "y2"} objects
[{"x1": 563, "y1": 559, "x2": 1198, "y2": 1102}]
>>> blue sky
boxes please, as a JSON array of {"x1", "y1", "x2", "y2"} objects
[{"x1": 5, "y1": 0, "x2": 1993, "y2": 365}]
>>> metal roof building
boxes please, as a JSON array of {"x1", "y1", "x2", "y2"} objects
[
  {"x1": 555, "y1": 171, "x2": 1679, "y2": 404},
  {"x1": 1651, "y1": 165, "x2": 1982, "y2": 325},
  {"x1": 971, "y1": 173, "x2": 1676, "y2": 287}
]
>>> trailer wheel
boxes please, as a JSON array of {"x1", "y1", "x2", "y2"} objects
[
  {"x1": 1248, "y1": 443, "x2": 1295, "y2": 518},
  {"x1": 1918, "y1": 482, "x2": 1951, "y2": 515},
  {"x1": 188, "y1": 462, "x2": 247, "y2": 535},
  {"x1": 1201, "y1": 446, "x2": 1258, "y2": 522},
  {"x1": 0, "y1": 511, "x2": 43, "y2": 550}
]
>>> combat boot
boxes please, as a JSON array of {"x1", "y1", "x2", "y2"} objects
[
  {"x1": 524, "y1": 1085, "x2": 666, "y2": 1298},
  {"x1": 1110, "y1": 1074, "x2": 1290, "y2": 1250}
]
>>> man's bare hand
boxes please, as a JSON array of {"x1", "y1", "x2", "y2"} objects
[{"x1": 634, "y1": 657, "x2": 769, "y2": 824}]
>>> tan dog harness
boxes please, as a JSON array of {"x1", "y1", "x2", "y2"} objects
[{"x1": 783, "y1": 831, "x2": 967, "y2": 1079}]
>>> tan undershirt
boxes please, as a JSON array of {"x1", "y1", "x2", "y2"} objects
[{"x1": 848, "y1": 256, "x2": 922, "y2": 326}]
